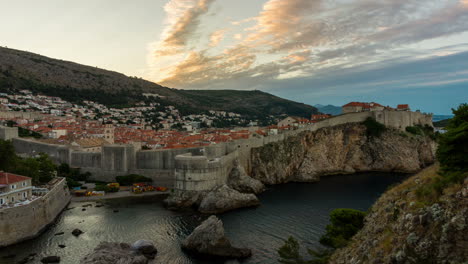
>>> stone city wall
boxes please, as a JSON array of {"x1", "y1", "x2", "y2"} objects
[
  {"x1": 0, "y1": 177, "x2": 70, "y2": 247},
  {"x1": 0, "y1": 126, "x2": 18, "y2": 140},
  {"x1": 8, "y1": 111, "x2": 432, "y2": 189},
  {"x1": 0, "y1": 111, "x2": 45, "y2": 120}
]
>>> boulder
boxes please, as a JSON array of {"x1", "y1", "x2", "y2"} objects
[
  {"x1": 163, "y1": 190, "x2": 203, "y2": 210},
  {"x1": 228, "y1": 162, "x2": 265, "y2": 194},
  {"x1": 182, "y1": 215, "x2": 251, "y2": 259},
  {"x1": 80, "y1": 241, "x2": 156, "y2": 264},
  {"x1": 41, "y1": 256, "x2": 60, "y2": 263},
  {"x1": 131, "y1": 240, "x2": 157, "y2": 259},
  {"x1": 199, "y1": 185, "x2": 260, "y2": 214}
]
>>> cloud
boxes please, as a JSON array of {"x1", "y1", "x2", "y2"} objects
[
  {"x1": 153, "y1": 0, "x2": 215, "y2": 57},
  {"x1": 147, "y1": 0, "x2": 468, "y2": 90},
  {"x1": 209, "y1": 29, "x2": 228, "y2": 47}
]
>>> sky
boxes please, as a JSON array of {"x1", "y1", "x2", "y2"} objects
[{"x1": 1, "y1": 0, "x2": 468, "y2": 114}]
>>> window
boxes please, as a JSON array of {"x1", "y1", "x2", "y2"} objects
[
  {"x1": 22, "y1": 182, "x2": 26, "y2": 187},
  {"x1": 11, "y1": 184, "x2": 16, "y2": 189},
  {"x1": 23, "y1": 192, "x2": 27, "y2": 198},
  {"x1": 11, "y1": 197, "x2": 14, "y2": 202},
  {"x1": 0, "y1": 198, "x2": 4, "y2": 205}
]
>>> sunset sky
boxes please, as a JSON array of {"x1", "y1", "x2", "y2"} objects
[{"x1": 1, "y1": 0, "x2": 468, "y2": 114}]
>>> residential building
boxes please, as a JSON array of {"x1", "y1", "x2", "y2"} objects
[
  {"x1": 0, "y1": 172, "x2": 33, "y2": 207},
  {"x1": 342, "y1": 102, "x2": 385, "y2": 113}
]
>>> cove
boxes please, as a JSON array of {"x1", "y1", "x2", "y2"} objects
[{"x1": 0, "y1": 172, "x2": 407, "y2": 264}]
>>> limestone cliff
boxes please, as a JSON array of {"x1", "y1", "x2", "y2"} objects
[
  {"x1": 329, "y1": 165, "x2": 468, "y2": 264},
  {"x1": 250, "y1": 123, "x2": 436, "y2": 185}
]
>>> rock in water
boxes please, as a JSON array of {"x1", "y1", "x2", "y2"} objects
[
  {"x1": 182, "y1": 215, "x2": 252, "y2": 259},
  {"x1": 163, "y1": 190, "x2": 203, "y2": 210},
  {"x1": 228, "y1": 161, "x2": 265, "y2": 194},
  {"x1": 41, "y1": 256, "x2": 60, "y2": 263},
  {"x1": 198, "y1": 185, "x2": 260, "y2": 214},
  {"x1": 81, "y1": 241, "x2": 156, "y2": 264},
  {"x1": 72, "y1": 229, "x2": 83, "y2": 237},
  {"x1": 131, "y1": 240, "x2": 157, "y2": 259}
]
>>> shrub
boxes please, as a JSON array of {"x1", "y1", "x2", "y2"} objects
[
  {"x1": 116, "y1": 174, "x2": 152, "y2": 186},
  {"x1": 94, "y1": 183, "x2": 119, "y2": 193},
  {"x1": 363, "y1": 117, "x2": 386, "y2": 137},
  {"x1": 319, "y1": 208, "x2": 366, "y2": 248},
  {"x1": 405, "y1": 126, "x2": 422, "y2": 135}
]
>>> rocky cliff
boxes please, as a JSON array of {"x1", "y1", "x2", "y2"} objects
[
  {"x1": 329, "y1": 164, "x2": 468, "y2": 264},
  {"x1": 250, "y1": 123, "x2": 436, "y2": 185}
]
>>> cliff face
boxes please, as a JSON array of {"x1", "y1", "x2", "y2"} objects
[
  {"x1": 330, "y1": 165, "x2": 468, "y2": 264},
  {"x1": 250, "y1": 123, "x2": 436, "y2": 185}
]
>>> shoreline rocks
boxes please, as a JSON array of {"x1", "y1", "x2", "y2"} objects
[
  {"x1": 198, "y1": 185, "x2": 260, "y2": 214},
  {"x1": 228, "y1": 162, "x2": 265, "y2": 194},
  {"x1": 182, "y1": 215, "x2": 252, "y2": 259},
  {"x1": 81, "y1": 240, "x2": 157, "y2": 264}
]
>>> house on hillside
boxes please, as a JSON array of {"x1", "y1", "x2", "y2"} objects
[
  {"x1": 278, "y1": 116, "x2": 298, "y2": 127},
  {"x1": 342, "y1": 102, "x2": 385, "y2": 113},
  {"x1": 0, "y1": 172, "x2": 33, "y2": 207}
]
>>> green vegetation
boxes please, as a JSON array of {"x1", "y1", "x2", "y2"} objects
[
  {"x1": 115, "y1": 174, "x2": 152, "y2": 186},
  {"x1": 416, "y1": 103, "x2": 468, "y2": 203},
  {"x1": 94, "y1": 183, "x2": 119, "y2": 193},
  {"x1": 278, "y1": 209, "x2": 366, "y2": 263},
  {"x1": 433, "y1": 118, "x2": 451, "y2": 128},
  {"x1": 57, "y1": 163, "x2": 91, "y2": 188},
  {"x1": 18, "y1": 127, "x2": 43, "y2": 139},
  {"x1": 0, "y1": 139, "x2": 56, "y2": 184},
  {"x1": 405, "y1": 124, "x2": 435, "y2": 138},
  {"x1": 363, "y1": 117, "x2": 386, "y2": 137},
  {"x1": 4, "y1": 120, "x2": 43, "y2": 138}
]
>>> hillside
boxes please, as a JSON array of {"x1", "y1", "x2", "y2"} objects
[
  {"x1": 314, "y1": 104, "x2": 342, "y2": 115},
  {"x1": 330, "y1": 164, "x2": 467, "y2": 263},
  {"x1": 0, "y1": 47, "x2": 317, "y2": 118}
]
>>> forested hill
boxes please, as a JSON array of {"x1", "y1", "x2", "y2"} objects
[{"x1": 0, "y1": 47, "x2": 318, "y2": 118}]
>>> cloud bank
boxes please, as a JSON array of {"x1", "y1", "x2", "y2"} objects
[{"x1": 147, "y1": 0, "x2": 468, "y2": 92}]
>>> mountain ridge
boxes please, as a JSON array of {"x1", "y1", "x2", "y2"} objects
[{"x1": 0, "y1": 46, "x2": 318, "y2": 118}]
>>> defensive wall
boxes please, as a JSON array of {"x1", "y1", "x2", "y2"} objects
[
  {"x1": 0, "y1": 125, "x2": 18, "y2": 140},
  {"x1": 0, "y1": 177, "x2": 70, "y2": 247},
  {"x1": 8, "y1": 111, "x2": 432, "y2": 189},
  {"x1": 0, "y1": 111, "x2": 45, "y2": 120}
]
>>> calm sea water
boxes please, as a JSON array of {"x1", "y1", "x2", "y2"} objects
[{"x1": 0, "y1": 172, "x2": 407, "y2": 264}]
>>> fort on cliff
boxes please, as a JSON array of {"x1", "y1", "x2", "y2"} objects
[{"x1": 2, "y1": 110, "x2": 432, "y2": 191}]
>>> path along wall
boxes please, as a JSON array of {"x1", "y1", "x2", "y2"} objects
[{"x1": 0, "y1": 178, "x2": 70, "y2": 247}]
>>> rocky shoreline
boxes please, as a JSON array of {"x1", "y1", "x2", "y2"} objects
[{"x1": 165, "y1": 123, "x2": 436, "y2": 214}]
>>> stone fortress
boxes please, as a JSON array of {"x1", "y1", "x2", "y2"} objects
[{"x1": 2, "y1": 110, "x2": 432, "y2": 191}]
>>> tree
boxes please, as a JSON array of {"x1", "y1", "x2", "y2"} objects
[
  {"x1": 278, "y1": 236, "x2": 306, "y2": 264},
  {"x1": 277, "y1": 236, "x2": 332, "y2": 264},
  {"x1": 436, "y1": 103, "x2": 468, "y2": 173},
  {"x1": 0, "y1": 139, "x2": 18, "y2": 172},
  {"x1": 319, "y1": 208, "x2": 366, "y2": 248},
  {"x1": 277, "y1": 209, "x2": 366, "y2": 264}
]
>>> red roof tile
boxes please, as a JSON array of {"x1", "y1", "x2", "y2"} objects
[{"x1": 0, "y1": 172, "x2": 31, "y2": 185}]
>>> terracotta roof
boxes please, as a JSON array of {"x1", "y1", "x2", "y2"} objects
[
  {"x1": 0, "y1": 172, "x2": 31, "y2": 185},
  {"x1": 397, "y1": 104, "x2": 409, "y2": 109},
  {"x1": 343, "y1": 102, "x2": 384, "y2": 108},
  {"x1": 72, "y1": 138, "x2": 109, "y2": 148}
]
